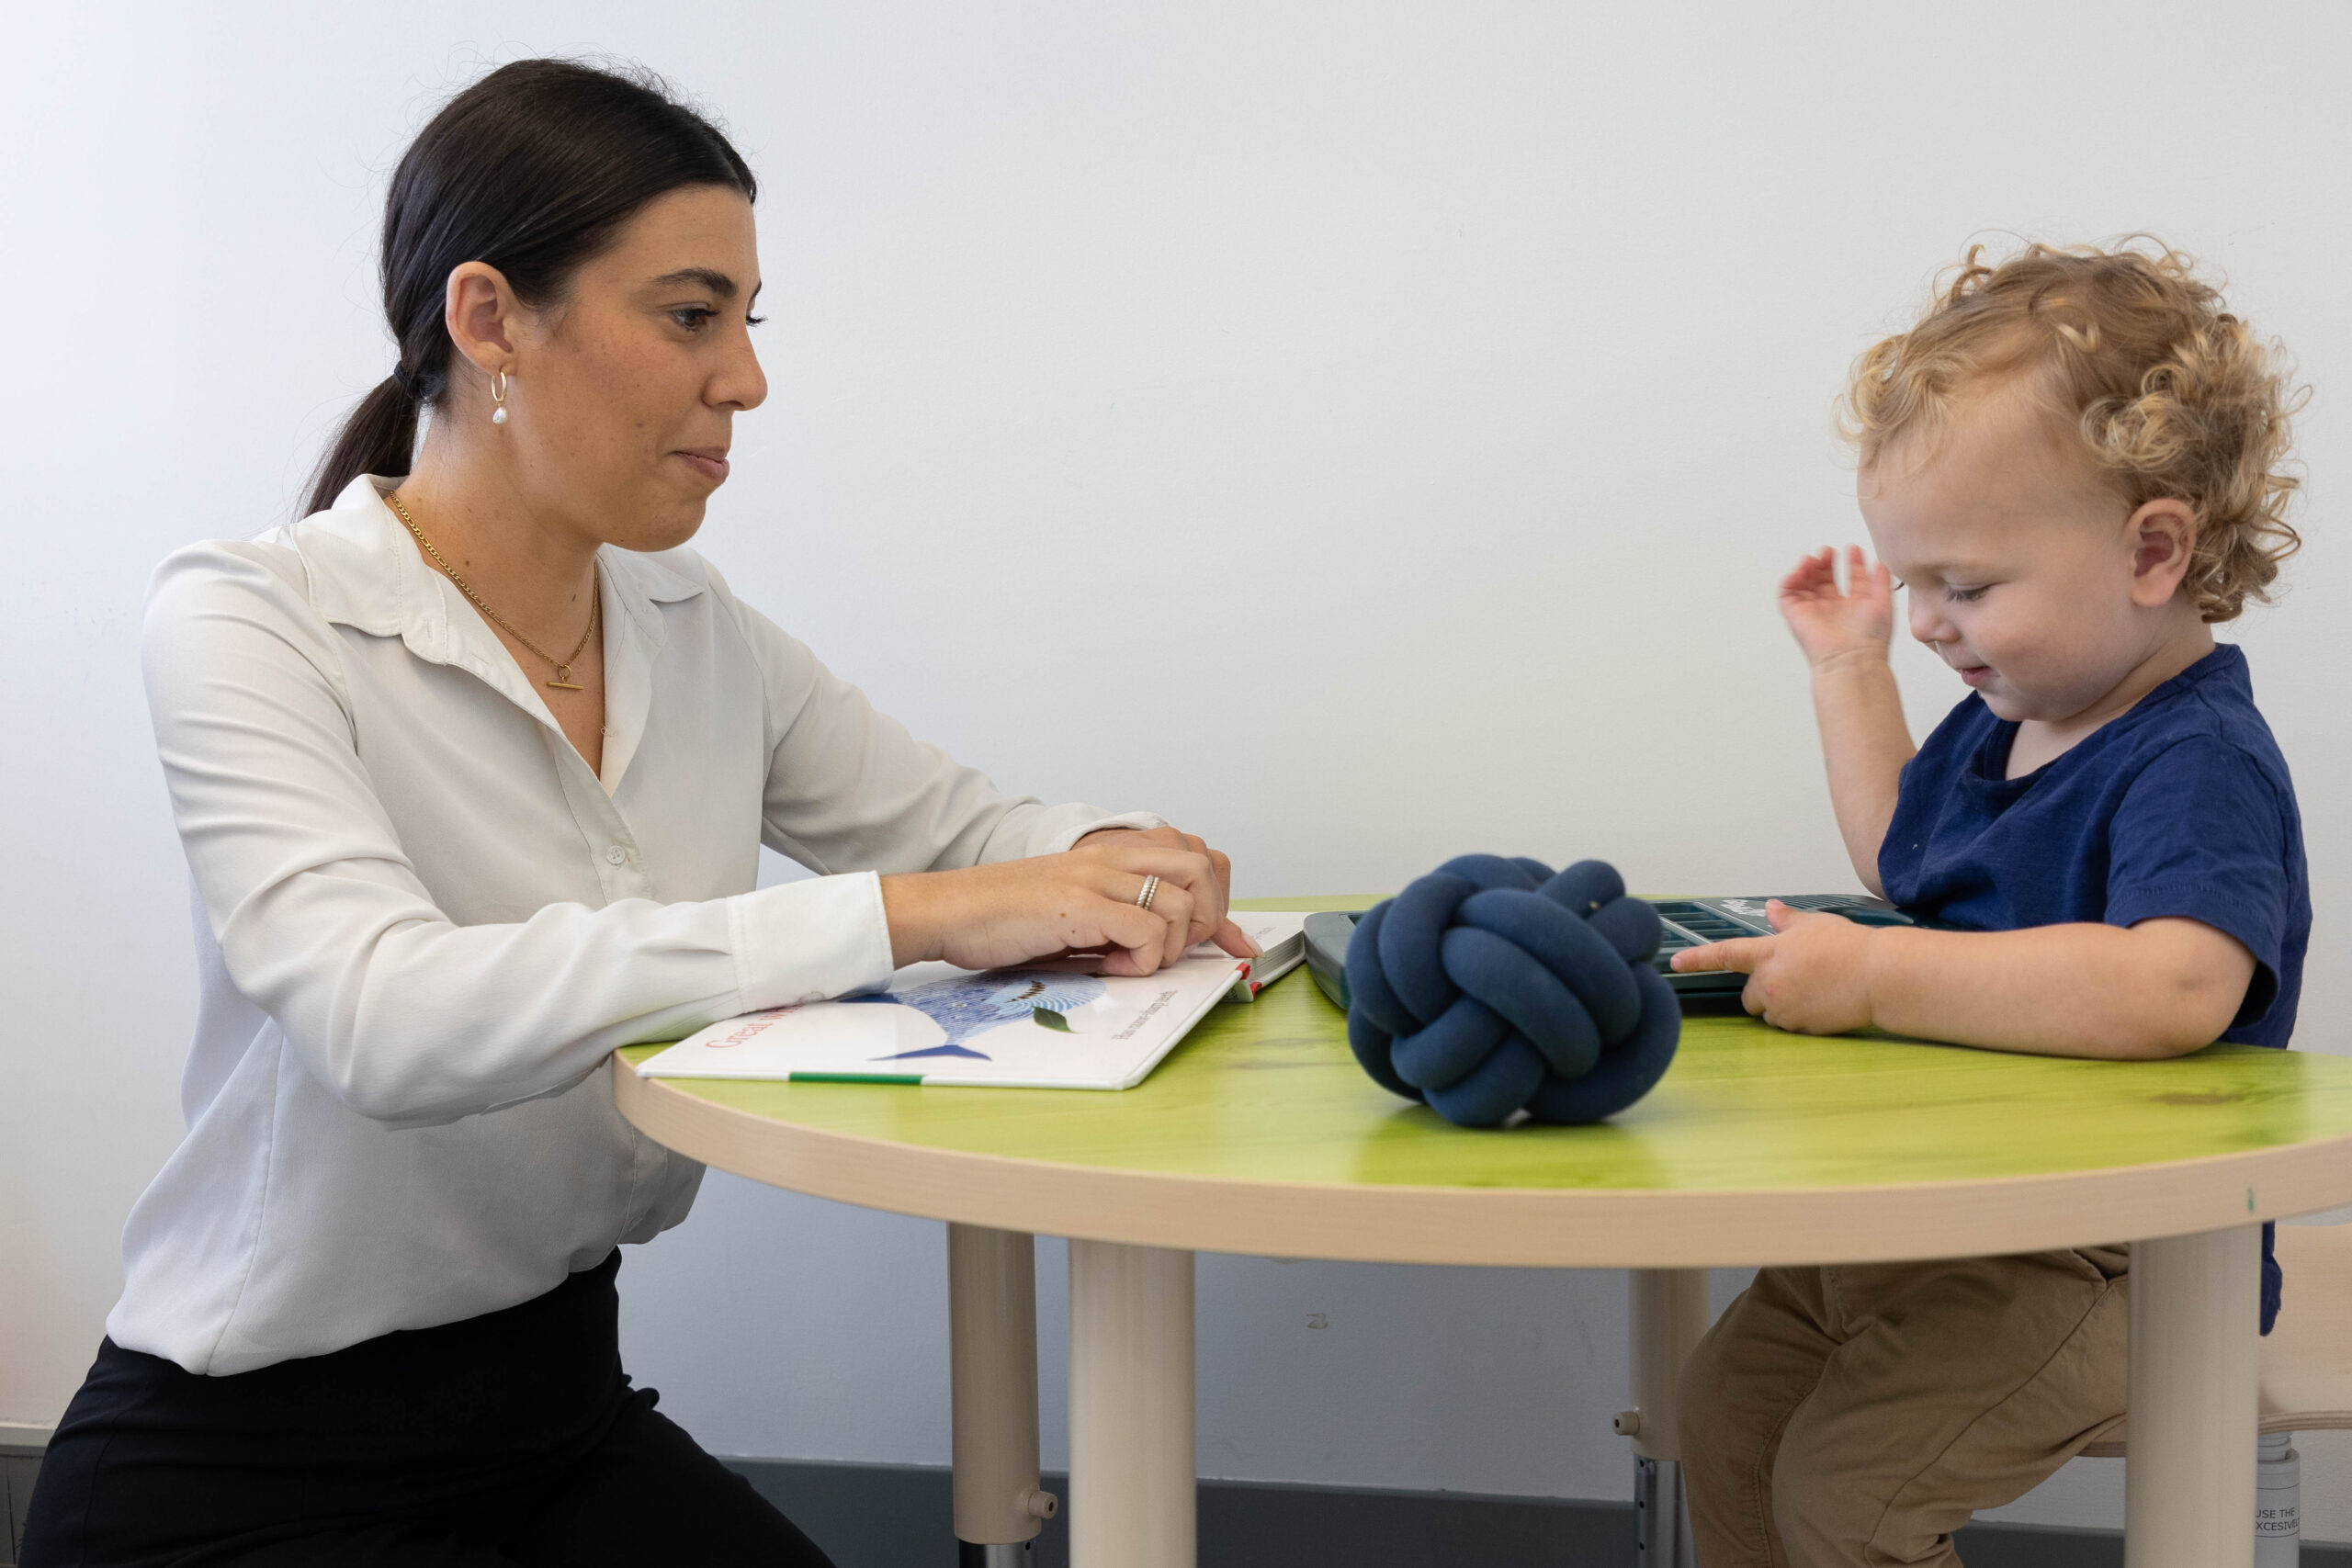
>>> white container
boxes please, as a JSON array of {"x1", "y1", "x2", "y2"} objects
[{"x1": 2256, "y1": 1431, "x2": 2300, "y2": 1568}]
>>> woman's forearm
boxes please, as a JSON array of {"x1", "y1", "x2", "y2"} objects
[
  {"x1": 1864, "y1": 919, "x2": 2254, "y2": 1059},
  {"x1": 1809, "y1": 650, "x2": 1915, "y2": 896}
]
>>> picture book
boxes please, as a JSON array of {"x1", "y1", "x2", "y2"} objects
[{"x1": 634, "y1": 912, "x2": 1311, "y2": 1090}]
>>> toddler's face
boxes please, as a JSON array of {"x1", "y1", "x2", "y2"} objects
[{"x1": 1859, "y1": 389, "x2": 2157, "y2": 727}]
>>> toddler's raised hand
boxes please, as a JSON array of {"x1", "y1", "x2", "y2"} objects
[{"x1": 1780, "y1": 546, "x2": 1893, "y2": 669}]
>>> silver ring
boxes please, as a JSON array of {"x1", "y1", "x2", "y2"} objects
[{"x1": 1136, "y1": 874, "x2": 1160, "y2": 911}]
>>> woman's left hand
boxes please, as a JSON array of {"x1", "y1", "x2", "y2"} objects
[{"x1": 1074, "y1": 825, "x2": 1254, "y2": 959}]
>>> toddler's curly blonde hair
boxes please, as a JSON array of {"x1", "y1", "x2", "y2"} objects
[{"x1": 1841, "y1": 240, "x2": 2302, "y2": 622}]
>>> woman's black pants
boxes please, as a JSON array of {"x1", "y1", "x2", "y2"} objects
[{"x1": 19, "y1": 1251, "x2": 834, "y2": 1566}]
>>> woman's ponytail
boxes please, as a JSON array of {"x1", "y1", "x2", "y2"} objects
[
  {"x1": 296, "y1": 60, "x2": 754, "y2": 519},
  {"x1": 303, "y1": 375, "x2": 422, "y2": 517}
]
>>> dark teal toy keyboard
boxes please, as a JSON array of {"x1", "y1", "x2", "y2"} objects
[{"x1": 1304, "y1": 895, "x2": 1917, "y2": 1010}]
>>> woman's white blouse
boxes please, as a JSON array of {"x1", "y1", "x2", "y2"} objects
[{"x1": 112, "y1": 475, "x2": 1159, "y2": 1376}]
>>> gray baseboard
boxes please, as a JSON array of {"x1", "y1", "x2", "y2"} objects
[
  {"x1": 4, "y1": 1435, "x2": 2343, "y2": 1567},
  {"x1": 729, "y1": 1457, "x2": 2352, "y2": 1568},
  {"x1": 2, "y1": 1431, "x2": 53, "y2": 1568},
  {"x1": 731, "y1": 1460, "x2": 1623, "y2": 1565},
  {"x1": 3, "y1": 1457, "x2": 37, "y2": 1568}
]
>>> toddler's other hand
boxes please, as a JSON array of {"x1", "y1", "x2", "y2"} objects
[
  {"x1": 1669, "y1": 900, "x2": 1875, "y2": 1034},
  {"x1": 1781, "y1": 546, "x2": 1894, "y2": 671}
]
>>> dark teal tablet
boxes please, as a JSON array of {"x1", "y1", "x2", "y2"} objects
[{"x1": 1304, "y1": 895, "x2": 1917, "y2": 1011}]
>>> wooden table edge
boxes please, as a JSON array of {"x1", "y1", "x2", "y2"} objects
[{"x1": 613, "y1": 1058, "x2": 2352, "y2": 1267}]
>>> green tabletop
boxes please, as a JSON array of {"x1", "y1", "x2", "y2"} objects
[{"x1": 615, "y1": 897, "x2": 2352, "y2": 1268}]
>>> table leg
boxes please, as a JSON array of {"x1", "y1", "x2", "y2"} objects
[
  {"x1": 948, "y1": 1224, "x2": 1057, "y2": 1566},
  {"x1": 1068, "y1": 1240, "x2": 1195, "y2": 1568},
  {"x1": 1618, "y1": 1269, "x2": 1709, "y2": 1568},
  {"x1": 2126, "y1": 1225, "x2": 2261, "y2": 1568}
]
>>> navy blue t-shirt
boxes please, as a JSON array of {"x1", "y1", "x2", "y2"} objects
[{"x1": 1880, "y1": 644, "x2": 2309, "y2": 1331}]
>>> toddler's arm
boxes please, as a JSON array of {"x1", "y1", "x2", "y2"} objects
[
  {"x1": 1673, "y1": 903, "x2": 2256, "y2": 1059},
  {"x1": 1781, "y1": 547, "x2": 1913, "y2": 897}
]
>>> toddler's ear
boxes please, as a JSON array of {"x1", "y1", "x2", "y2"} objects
[{"x1": 2126, "y1": 499, "x2": 2199, "y2": 606}]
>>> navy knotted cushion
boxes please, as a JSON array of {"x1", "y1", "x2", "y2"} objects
[{"x1": 1344, "y1": 855, "x2": 1679, "y2": 1127}]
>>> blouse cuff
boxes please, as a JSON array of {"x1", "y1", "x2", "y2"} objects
[
  {"x1": 729, "y1": 871, "x2": 896, "y2": 1010},
  {"x1": 1046, "y1": 810, "x2": 1169, "y2": 854}
]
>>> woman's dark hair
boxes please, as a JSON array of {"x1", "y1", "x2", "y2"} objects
[{"x1": 304, "y1": 60, "x2": 756, "y2": 515}]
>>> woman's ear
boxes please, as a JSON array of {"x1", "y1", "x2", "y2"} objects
[
  {"x1": 442, "y1": 261, "x2": 520, "y2": 397},
  {"x1": 2126, "y1": 498, "x2": 2199, "y2": 608}
]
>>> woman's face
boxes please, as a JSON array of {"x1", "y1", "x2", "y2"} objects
[{"x1": 495, "y1": 184, "x2": 767, "y2": 553}]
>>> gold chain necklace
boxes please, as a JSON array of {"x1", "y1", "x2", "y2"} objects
[{"x1": 385, "y1": 489, "x2": 599, "y2": 691}]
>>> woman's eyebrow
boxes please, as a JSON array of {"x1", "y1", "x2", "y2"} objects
[{"x1": 646, "y1": 266, "x2": 738, "y2": 296}]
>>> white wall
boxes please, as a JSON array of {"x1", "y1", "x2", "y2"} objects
[{"x1": 6, "y1": 0, "x2": 2351, "y2": 1538}]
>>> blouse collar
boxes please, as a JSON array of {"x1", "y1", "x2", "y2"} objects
[
  {"x1": 286, "y1": 474, "x2": 707, "y2": 793},
  {"x1": 292, "y1": 474, "x2": 704, "y2": 647}
]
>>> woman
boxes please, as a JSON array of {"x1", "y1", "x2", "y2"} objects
[{"x1": 24, "y1": 60, "x2": 1247, "y2": 1566}]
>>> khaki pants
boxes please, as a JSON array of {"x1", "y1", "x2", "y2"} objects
[{"x1": 1678, "y1": 1249, "x2": 2131, "y2": 1568}]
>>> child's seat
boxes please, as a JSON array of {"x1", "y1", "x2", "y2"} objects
[{"x1": 2077, "y1": 1222, "x2": 2352, "y2": 1562}]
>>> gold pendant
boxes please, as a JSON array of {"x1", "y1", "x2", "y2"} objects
[{"x1": 548, "y1": 667, "x2": 582, "y2": 691}]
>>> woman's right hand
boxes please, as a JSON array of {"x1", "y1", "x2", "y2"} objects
[
  {"x1": 880, "y1": 834, "x2": 1244, "y2": 977},
  {"x1": 1781, "y1": 545, "x2": 1894, "y2": 670}
]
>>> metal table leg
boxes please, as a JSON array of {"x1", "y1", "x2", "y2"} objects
[
  {"x1": 1617, "y1": 1269, "x2": 1709, "y2": 1568},
  {"x1": 949, "y1": 1224, "x2": 1057, "y2": 1566},
  {"x1": 2126, "y1": 1224, "x2": 2260, "y2": 1568},
  {"x1": 1068, "y1": 1239, "x2": 1195, "y2": 1568}
]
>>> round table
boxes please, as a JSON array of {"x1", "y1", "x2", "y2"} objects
[{"x1": 615, "y1": 897, "x2": 2352, "y2": 1568}]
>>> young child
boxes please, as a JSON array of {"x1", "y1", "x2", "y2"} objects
[{"x1": 1668, "y1": 241, "x2": 2310, "y2": 1567}]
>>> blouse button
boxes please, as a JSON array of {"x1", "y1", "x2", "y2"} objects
[{"x1": 605, "y1": 845, "x2": 628, "y2": 865}]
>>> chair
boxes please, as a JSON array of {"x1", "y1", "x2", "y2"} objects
[
  {"x1": 2078, "y1": 1223, "x2": 2352, "y2": 1459},
  {"x1": 2071, "y1": 1224, "x2": 2352, "y2": 1562}
]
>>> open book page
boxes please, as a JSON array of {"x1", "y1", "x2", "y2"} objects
[{"x1": 636, "y1": 913, "x2": 1316, "y2": 1091}]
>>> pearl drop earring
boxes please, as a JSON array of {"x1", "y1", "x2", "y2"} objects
[{"x1": 490, "y1": 370, "x2": 510, "y2": 426}]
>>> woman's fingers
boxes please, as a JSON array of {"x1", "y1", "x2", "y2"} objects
[
  {"x1": 1207, "y1": 917, "x2": 1256, "y2": 958},
  {"x1": 1092, "y1": 886, "x2": 1196, "y2": 975},
  {"x1": 1095, "y1": 867, "x2": 1195, "y2": 969},
  {"x1": 1074, "y1": 828, "x2": 1244, "y2": 959},
  {"x1": 1070, "y1": 826, "x2": 1240, "y2": 948},
  {"x1": 1086, "y1": 890, "x2": 1178, "y2": 975},
  {"x1": 1177, "y1": 833, "x2": 1233, "y2": 946},
  {"x1": 1150, "y1": 880, "x2": 1196, "y2": 965},
  {"x1": 890, "y1": 829, "x2": 1251, "y2": 978},
  {"x1": 1075, "y1": 864, "x2": 1198, "y2": 973},
  {"x1": 1081, "y1": 843, "x2": 1224, "y2": 925},
  {"x1": 1061, "y1": 861, "x2": 1235, "y2": 973}
]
